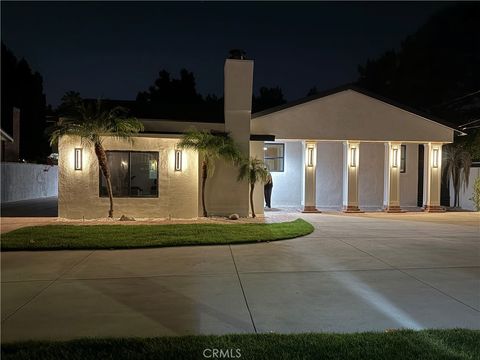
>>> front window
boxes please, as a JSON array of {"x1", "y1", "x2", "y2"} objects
[
  {"x1": 264, "y1": 143, "x2": 284, "y2": 172},
  {"x1": 100, "y1": 151, "x2": 158, "y2": 197}
]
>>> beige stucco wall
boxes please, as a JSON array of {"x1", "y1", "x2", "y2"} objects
[
  {"x1": 58, "y1": 135, "x2": 198, "y2": 219},
  {"x1": 252, "y1": 90, "x2": 454, "y2": 143}
]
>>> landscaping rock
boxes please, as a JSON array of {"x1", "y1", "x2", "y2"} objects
[
  {"x1": 119, "y1": 215, "x2": 136, "y2": 221},
  {"x1": 228, "y1": 213, "x2": 239, "y2": 220}
]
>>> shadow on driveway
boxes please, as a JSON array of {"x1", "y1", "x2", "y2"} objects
[{"x1": 1, "y1": 196, "x2": 58, "y2": 217}]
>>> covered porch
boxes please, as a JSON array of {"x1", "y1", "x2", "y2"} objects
[
  {"x1": 252, "y1": 86, "x2": 459, "y2": 214},
  {"x1": 263, "y1": 140, "x2": 444, "y2": 213}
]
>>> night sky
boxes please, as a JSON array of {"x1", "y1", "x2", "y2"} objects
[{"x1": 2, "y1": 1, "x2": 451, "y2": 107}]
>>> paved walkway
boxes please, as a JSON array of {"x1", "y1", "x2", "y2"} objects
[{"x1": 1, "y1": 212, "x2": 479, "y2": 341}]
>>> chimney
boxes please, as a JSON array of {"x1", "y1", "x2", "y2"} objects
[{"x1": 224, "y1": 51, "x2": 254, "y2": 154}]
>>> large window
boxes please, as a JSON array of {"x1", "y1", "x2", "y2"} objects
[
  {"x1": 100, "y1": 151, "x2": 158, "y2": 197},
  {"x1": 400, "y1": 145, "x2": 407, "y2": 173},
  {"x1": 264, "y1": 143, "x2": 284, "y2": 172}
]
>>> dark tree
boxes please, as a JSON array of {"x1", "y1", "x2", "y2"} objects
[
  {"x1": 357, "y1": 3, "x2": 479, "y2": 116},
  {"x1": 306, "y1": 86, "x2": 319, "y2": 97},
  {"x1": 356, "y1": 3, "x2": 480, "y2": 158},
  {"x1": 1, "y1": 43, "x2": 49, "y2": 162},
  {"x1": 136, "y1": 69, "x2": 202, "y2": 106},
  {"x1": 252, "y1": 86, "x2": 287, "y2": 113}
]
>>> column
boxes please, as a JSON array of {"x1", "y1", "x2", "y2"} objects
[
  {"x1": 342, "y1": 141, "x2": 362, "y2": 212},
  {"x1": 302, "y1": 141, "x2": 320, "y2": 212},
  {"x1": 423, "y1": 143, "x2": 445, "y2": 212},
  {"x1": 383, "y1": 142, "x2": 404, "y2": 212}
]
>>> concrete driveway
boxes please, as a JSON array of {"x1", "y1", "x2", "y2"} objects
[{"x1": 1, "y1": 212, "x2": 479, "y2": 342}]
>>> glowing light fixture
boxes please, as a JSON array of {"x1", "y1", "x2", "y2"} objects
[
  {"x1": 307, "y1": 146, "x2": 314, "y2": 167},
  {"x1": 175, "y1": 149, "x2": 182, "y2": 171},
  {"x1": 432, "y1": 148, "x2": 439, "y2": 168},
  {"x1": 350, "y1": 147, "x2": 357, "y2": 167},
  {"x1": 392, "y1": 148, "x2": 399, "y2": 168},
  {"x1": 74, "y1": 148, "x2": 82, "y2": 170}
]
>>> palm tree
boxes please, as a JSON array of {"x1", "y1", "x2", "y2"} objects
[
  {"x1": 178, "y1": 130, "x2": 241, "y2": 217},
  {"x1": 238, "y1": 157, "x2": 269, "y2": 218},
  {"x1": 49, "y1": 94, "x2": 144, "y2": 218},
  {"x1": 443, "y1": 144, "x2": 472, "y2": 208}
]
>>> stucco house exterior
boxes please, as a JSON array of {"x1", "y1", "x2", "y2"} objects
[{"x1": 58, "y1": 56, "x2": 461, "y2": 219}]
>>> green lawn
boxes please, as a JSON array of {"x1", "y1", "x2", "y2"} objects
[
  {"x1": 2, "y1": 330, "x2": 479, "y2": 360},
  {"x1": 0, "y1": 219, "x2": 313, "y2": 250}
]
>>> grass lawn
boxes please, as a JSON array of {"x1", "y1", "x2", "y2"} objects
[
  {"x1": 2, "y1": 330, "x2": 479, "y2": 360},
  {"x1": 0, "y1": 219, "x2": 313, "y2": 250}
]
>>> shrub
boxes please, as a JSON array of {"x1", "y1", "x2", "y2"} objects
[{"x1": 470, "y1": 176, "x2": 480, "y2": 211}]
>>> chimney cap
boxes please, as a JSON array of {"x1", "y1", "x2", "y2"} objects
[{"x1": 228, "y1": 49, "x2": 247, "y2": 60}]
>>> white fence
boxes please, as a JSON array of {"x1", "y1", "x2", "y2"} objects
[
  {"x1": 1, "y1": 163, "x2": 58, "y2": 203},
  {"x1": 449, "y1": 166, "x2": 480, "y2": 211}
]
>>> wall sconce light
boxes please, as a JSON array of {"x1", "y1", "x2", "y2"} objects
[
  {"x1": 307, "y1": 146, "x2": 314, "y2": 167},
  {"x1": 174, "y1": 149, "x2": 182, "y2": 171},
  {"x1": 392, "y1": 148, "x2": 398, "y2": 168},
  {"x1": 432, "y1": 148, "x2": 439, "y2": 168},
  {"x1": 74, "y1": 148, "x2": 82, "y2": 170},
  {"x1": 350, "y1": 147, "x2": 357, "y2": 167}
]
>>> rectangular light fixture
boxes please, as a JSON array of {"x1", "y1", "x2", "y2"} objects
[
  {"x1": 350, "y1": 147, "x2": 357, "y2": 167},
  {"x1": 74, "y1": 148, "x2": 82, "y2": 170},
  {"x1": 432, "y1": 148, "x2": 439, "y2": 168},
  {"x1": 174, "y1": 149, "x2": 182, "y2": 171},
  {"x1": 307, "y1": 147, "x2": 314, "y2": 167},
  {"x1": 392, "y1": 148, "x2": 398, "y2": 168}
]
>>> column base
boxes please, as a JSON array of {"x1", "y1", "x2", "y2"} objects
[
  {"x1": 383, "y1": 205, "x2": 406, "y2": 213},
  {"x1": 342, "y1": 205, "x2": 364, "y2": 213},
  {"x1": 302, "y1": 206, "x2": 321, "y2": 213},
  {"x1": 423, "y1": 205, "x2": 446, "y2": 213}
]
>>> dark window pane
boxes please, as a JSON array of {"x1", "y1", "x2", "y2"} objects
[
  {"x1": 264, "y1": 143, "x2": 285, "y2": 172},
  {"x1": 130, "y1": 152, "x2": 158, "y2": 197},
  {"x1": 100, "y1": 152, "x2": 129, "y2": 197}
]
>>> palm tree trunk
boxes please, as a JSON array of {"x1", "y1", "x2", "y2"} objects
[
  {"x1": 95, "y1": 142, "x2": 114, "y2": 218},
  {"x1": 201, "y1": 160, "x2": 208, "y2": 217},
  {"x1": 250, "y1": 182, "x2": 256, "y2": 218}
]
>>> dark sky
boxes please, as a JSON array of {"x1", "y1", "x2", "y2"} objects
[{"x1": 2, "y1": 1, "x2": 450, "y2": 106}]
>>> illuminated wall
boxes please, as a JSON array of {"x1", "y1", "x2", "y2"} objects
[{"x1": 58, "y1": 135, "x2": 198, "y2": 219}]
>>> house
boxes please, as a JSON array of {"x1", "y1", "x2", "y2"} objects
[
  {"x1": 1, "y1": 108, "x2": 20, "y2": 162},
  {"x1": 58, "y1": 56, "x2": 461, "y2": 219}
]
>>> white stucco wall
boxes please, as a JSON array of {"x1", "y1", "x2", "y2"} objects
[
  {"x1": 1, "y1": 163, "x2": 58, "y2": 203},
  {"x1": 270, "y1": 141, "x2": 303, "y2": 207},
  {"x1": 358, "y1": 143, "x2": 384, "y2": 208},
  {"x1": 450, "y1": 167, "x2": 480, "y2": 211},
  {"x1": 270, "y1": 141, "x2": 420, "y2": 210},
  {"x1": 400, "y1": 144, "x2": 419, "y2": 207},
  {"x1": 58, "y1": 135, "x2": 198, "y2": 219},
  {"x1": 316, "y1": 142, "x2": 343, "y2": 207}
]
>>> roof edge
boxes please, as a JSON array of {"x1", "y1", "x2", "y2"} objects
[{"x1": 252, "y1": 84, "x2": 464, "y2": 134}]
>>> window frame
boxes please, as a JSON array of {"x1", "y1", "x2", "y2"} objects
[
  {"x1": 99, "y1": 150, "x2": 159, "y2": 198},
  {"x1": 400, "y1": 145, "x2": 407, "y2": 173},
  {"x1": 264, "y1": 143, "x2": 285, "y2": 173}
]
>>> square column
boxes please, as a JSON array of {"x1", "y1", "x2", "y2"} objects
[
  {"x1": 383, "y1": 142, "x2": 404, "y2": 212},
  {"x1": 302, "y1": 141, "x2": 320, "y2": 212},
  {"x1": 342, "y1": 141, "x2": 362, "y2": 212},
  {"x1": 423, "y1": 143, "x2": 446, "y2": 212}
]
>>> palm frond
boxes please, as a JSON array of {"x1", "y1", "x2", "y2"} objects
[
  {"x1": 50, "y1": 96, "x2": 143, "y2": 147},
  {"x1": 237, "y1": 157, "x2": 269, "y2": 184}
]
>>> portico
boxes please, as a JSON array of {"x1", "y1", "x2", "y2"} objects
[{"x1": 252, "y1": 86, "x2": 459, "y2": 213}]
